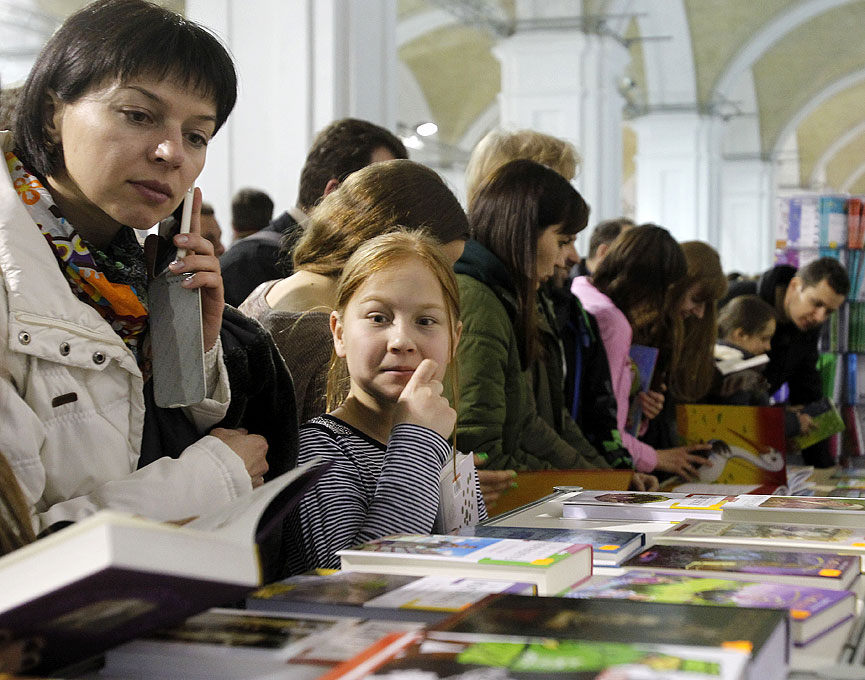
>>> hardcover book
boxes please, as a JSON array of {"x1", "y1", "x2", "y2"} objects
[
  {"x1": 567, "y1": 571, "x2": 854, "y2": 646},
  {"x1": 459, "y1": 525, "x2": 645, "y2": 566},
  {"x1": 0, "y1": 461, "x2": 327, "y2": 675},
  {"x1": 676, "y1": 404, "x2": 787, "y2": 488},
  {"x1": 425, "y1": 593, "x2": 789, "y2": 680},
  {"x1": 654, "y1": 519, "x2": 865, "y2": 558},
  {"x1": 620, "y1": 543, "x2": 860, "y2": 591},
  {"x1": 721, "y1": 494, "x2": 865, "y2": 528},
  {"x1": 562, "y1": 490, "x2": 736, "y2": 522},
  {"x1": 246, "y1": 571, "x2": 534, "y2": 624},
  {"x1": 337, "y1": 534, "x2": 592, "y2": 596},
  {"x1": 322, "y1": 630, "x2": 750, "y2": 680}
]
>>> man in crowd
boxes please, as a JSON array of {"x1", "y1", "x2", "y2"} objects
[
  {"x1": 230, "y1": 188, "x2": 274, "y2": 242},
  {"x1": 220, "y1": 118, "x2": 408, "y2": 306},
  {"x1": 723, "y1": 257, "x2": 849, "y2": 467}
]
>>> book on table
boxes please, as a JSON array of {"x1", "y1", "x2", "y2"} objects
[
  {"x1": 562, "y1": 490, "x2": 737, "y2": 522},
  {"x1": 458, "y1": 524, "x2": 645, "y2": 566},
  {"x1": 337, "y1": 534, "x2": 592, "y2": 596},
  {"x1": 246, "y1": 570, "x2": 535, "y2": 624},
  {"x1": 620, "y1": 543, "x2": 860, "y2": 592},
  {"x1": 321, "y1": 628, "x2": 751, "y2": 680},
  {"x1": 567, "y1": 570, "x2": 855, "y2": 647},
  {"x1": 653, "y1": 518, "x2": 865, "y2": 559},
  {"x1": 0, "y1": 460, "x2": 327, "y2": 676},
  {"x1": 421, "y1": 593, "x2": 789, "y2": 680},
  {"x1": 721, "y1": 494, "x2": 865, "y2": 527},
  {"x1": 675, "y1": 403, "x2": 788, "y2": 489}
]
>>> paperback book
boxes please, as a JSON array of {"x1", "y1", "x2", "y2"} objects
[
  {"x1": 562, "y1": 490, "x2": 736, "y2": 522},
  {"x1": 676, "y1": 404, "x2": 787, "y2": 488},
  {"x1": 789, "y1": 398, "x2": 846, "y2": 451},
  {"x1": 654, "y1": 519, "x2": 865, "y2": 558},
  {"x1": 337, "y1": 534, "x2": 592, "y2": 596},
  {"x1": 425, "y1": 593, "x2": 789, "y2": 680},
  {"x1": 246, "y1": 570, "x2": 535, "y2": 624},
  {"x1": 323, "y1": 630, "x2": 750, "y2": 680},
  {"x1": 620, "y1": 543, "x2": 860, "y2": 592},
  {"x1": 458, "y1": 525, "x2": 645, "y2": 566},
  {"x1": 721, "y1": 494, "x2": 865, "y2": 528},
  {"x1": 567, "y1": 571, "x2": 855, "y2": 646},
  {"x1": 626, "y1": 344, "x2": 659, "y2": 436},
  {"x1": 0, "y1": 461, "x2": 327, "y2": 675}
]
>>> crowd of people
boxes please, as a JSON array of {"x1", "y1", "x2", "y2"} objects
[{"x1": 0, "y1": 2, "x2": 853, "y2": 670}]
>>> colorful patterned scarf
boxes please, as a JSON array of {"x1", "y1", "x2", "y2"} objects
[{"x1": 6, "y1": 151, "x2": 150, "y2": 371}]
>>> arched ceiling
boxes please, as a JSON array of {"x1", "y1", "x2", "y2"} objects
[{"x1": 397, "y1": 0, "x2": 865, "y2": 193}]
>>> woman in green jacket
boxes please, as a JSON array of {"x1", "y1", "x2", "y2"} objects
[{"x1": 452, "y1": 159, "x2": 611, "y2": 472}]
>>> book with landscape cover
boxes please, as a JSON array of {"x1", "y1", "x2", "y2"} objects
[
  {"x1": 721, "y1": 494, "x2": 865, "y2": 527},
  {"x1": 0, "y1": 461, "x2": 327, "y2": 675},
  {"x1": 654, "y1": 519, "x2": 865, "y2": 558},
  {"x1": 337, "y1": 534, "x2": 592, "y2": 596},
  {"x1": 620, "y1": 543, "x2": 860, "y2": 592},
  {"x1": 322, "y1": 629, "x2": 750, "y2": 680},
  {"x1": 789, "y1": 398, "x2": 846, "y2": 451},
  {"x1": 425, "y1": 593, "x2": 789, "y2": 680},
  {"x1": 567, "y1": 571, "x2": 855, "y2": 646},
  {"x1": 459, "y1": 524, "x2": 645, "y2": 566},
  {"x1": 102, "y1": 607, "x2": 356, "y2": 680},
  {"x1": 676, "y1": 404, "x2": 787, "y2": 488},
  {"x1": 246, "y1": 570, "x2": 535, "y2": 624},
  {"x1": 562, "y1": 490, "x2": 736, "y2": 522}
]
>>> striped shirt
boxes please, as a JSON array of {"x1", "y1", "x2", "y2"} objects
[{"x1": 284, "y1": 415, "x2": 486, "y2": 573}]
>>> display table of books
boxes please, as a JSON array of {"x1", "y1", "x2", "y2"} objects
[{"x1": 22, "y1": 477, "x2": 865, "y2": 680}]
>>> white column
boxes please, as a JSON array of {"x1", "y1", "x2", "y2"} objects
[
  {"x1": 720, "y1": 157, "x2": 773, "y2": 275},
  {"x1": 493, "y1": 31, "x2": 630, "y2": 229},
  {"x1": 630, "y1": 112, "x2": 723, "y2": 244},
  {"x1": 184, "y1": 0, "x2": 396, "y2": 229}
]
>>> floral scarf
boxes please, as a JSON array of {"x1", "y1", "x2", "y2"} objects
[{"x1": 6, "y1": 151, "x2": 150, "y2": 372}]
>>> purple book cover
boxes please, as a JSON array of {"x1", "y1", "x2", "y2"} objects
[
  {"x1": 623, "y1": 544, "x2": 856, "y2": 580},
  {"x1": 0, "y1": 567, "x2": 253, "y2": 675}
]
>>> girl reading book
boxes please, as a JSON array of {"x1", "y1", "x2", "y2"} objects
[{"x1": 284, "y1": 231, "x2": 485, "y2": 572}]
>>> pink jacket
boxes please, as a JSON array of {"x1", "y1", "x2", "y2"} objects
[{"x1": 570, "y1": 277, "x2": 659, "y2": 472}]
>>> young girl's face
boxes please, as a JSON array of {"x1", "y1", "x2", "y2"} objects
[
  {"x1": 332, "y1": 257, "x2": 459, "y2": 408},
  {"x1": 731, "y1": 318, "x2": 776, "y2": 356},
  {"x1": 536, "y1": 223, "x2": 573, "y2": 286}
]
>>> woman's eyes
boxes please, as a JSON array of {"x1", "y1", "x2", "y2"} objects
[
  {"x1": 121, "y1": 109, "x2": 209, "y2": 148},
  {"x1": 122, "y1": 109, "x2": 152, "y2": 125},
  {"x1": 184, "y1": 132, "x2": 209, "y2": 148},
  {"x1": 417, "y1": 317, "x2": 438, "y2": 327}
]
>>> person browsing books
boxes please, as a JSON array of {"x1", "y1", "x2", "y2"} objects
[
  {"x1": 572, "y1": 227, "x2": 712, "y2": 479},
  {"x1": 283, "y1": 231, "x2": 486, "y2": 572},
  {"x1": 0, "y1": 0, "x2": 268, "y2": 530},
  {"x1": 721, "y1": 258, "x2": 849, "y2": 466}
]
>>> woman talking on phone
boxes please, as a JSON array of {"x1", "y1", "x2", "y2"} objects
[{"x1": 0, "y1": 0, "x2": 268, "y2": 531}]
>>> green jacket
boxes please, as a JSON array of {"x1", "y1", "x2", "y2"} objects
[{"x1": 449, "y1": 240, "x2": 610, "y2": 472}]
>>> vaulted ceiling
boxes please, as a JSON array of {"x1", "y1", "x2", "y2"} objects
[{"x1": 396, "y1": 0, "x2": 865, "y2": 194}]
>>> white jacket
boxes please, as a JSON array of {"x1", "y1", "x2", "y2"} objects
[{"x1": 0, "y1": 132, "x2": 252, "y2": 531}]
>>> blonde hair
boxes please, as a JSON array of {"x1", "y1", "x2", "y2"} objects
[
  {"x1": 326, "y1": 230, "x2": 462, "y2": 416},
  {"x1": 291, "y1": 159, "x2": 468, "y2": 277},
  {"x1": 670, "y1": 241, "x2": 728, "y2": 402},
  {"x1": 465, "y1": 129, "x2": 580, "y2": 208}
]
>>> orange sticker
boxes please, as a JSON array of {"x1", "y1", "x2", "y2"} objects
[
  {"x1": 722, "y1": 640, "x2": 753, "y2": 654},
  {"x1": 790, "y1": 609, "x2": 811, "y2": 620},
  {"x1": 531, "y1": 558, "x2": 554, "y2": 566},
  {"x1": 818, "y1": 569, "x2": 841, "y2": 577},
  {"x1": 597, "y1": 544, "x2": 620, "y2": 551}
]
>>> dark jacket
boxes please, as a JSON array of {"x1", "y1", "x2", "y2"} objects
[
  {"x1": 722, "y1": 265, "x2": 832, "y2": 466},
  {"x1": 449, "y1": 240, "x2": 609, "y2": 471},
  {"x1": 220, "y1": 212, "x2": 302, "y2": 307},
  {"x1": 543, "y1": 282, "x2": 632, "y2": 468}
]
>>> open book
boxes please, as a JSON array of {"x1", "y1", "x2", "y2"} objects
[{"x1": 0, "y1": 460, "x2": 327, "y2": 675}]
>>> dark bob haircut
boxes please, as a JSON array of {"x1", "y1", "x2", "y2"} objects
[{"x1": 14, "y1": 0, "x2": 237, "y2": 177}]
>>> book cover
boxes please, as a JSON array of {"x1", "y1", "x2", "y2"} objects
[
  {"x1": 789, "y1": 398, "x2": 846, "y2": 451},
  {"x1": 338, "y1": 534, "x2": 592, "y2": 596},
  {"x1": 246, "y1": 571, "x2": 534, "y2": 624},
  {"x1": 621, "y1": 544, "x2": 859, "y2": 591},
  {"x1": 626, "y1": 344, "x2": 658, "y2": 436},
  {"x1": 819, "y1": 195, "x2": 848, "y2": 249},
  {"x1": 676, "y1": 404, "x2": 787, "y2": 488},
  {"x1": 722, "y1": 494, "x2": 865, "y2": 528},
  {"x1": 460, "y1": 525, "x2": 645, "y2": 566},
  {"x1": 847, "y1": 197, "x2": 862, "y2": 249},
  {"x1": 562, "y1": 490, "x2": 736, "y2": 522},
  {"x1": 654, "y1": 519, "x2": 865, "y2": 556},
  {"x1": 0, "y1": 461, "x2": 328, "y2": 675},
  {"x1": 426, "y1": 594, "x2": 789, "y2": 680},
  {"x1": 323, "y1": 632, "x2": 749, "y2": 680},
  {"x1": 567, "y1": 571, "x2": 854, "y2": 646}
]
